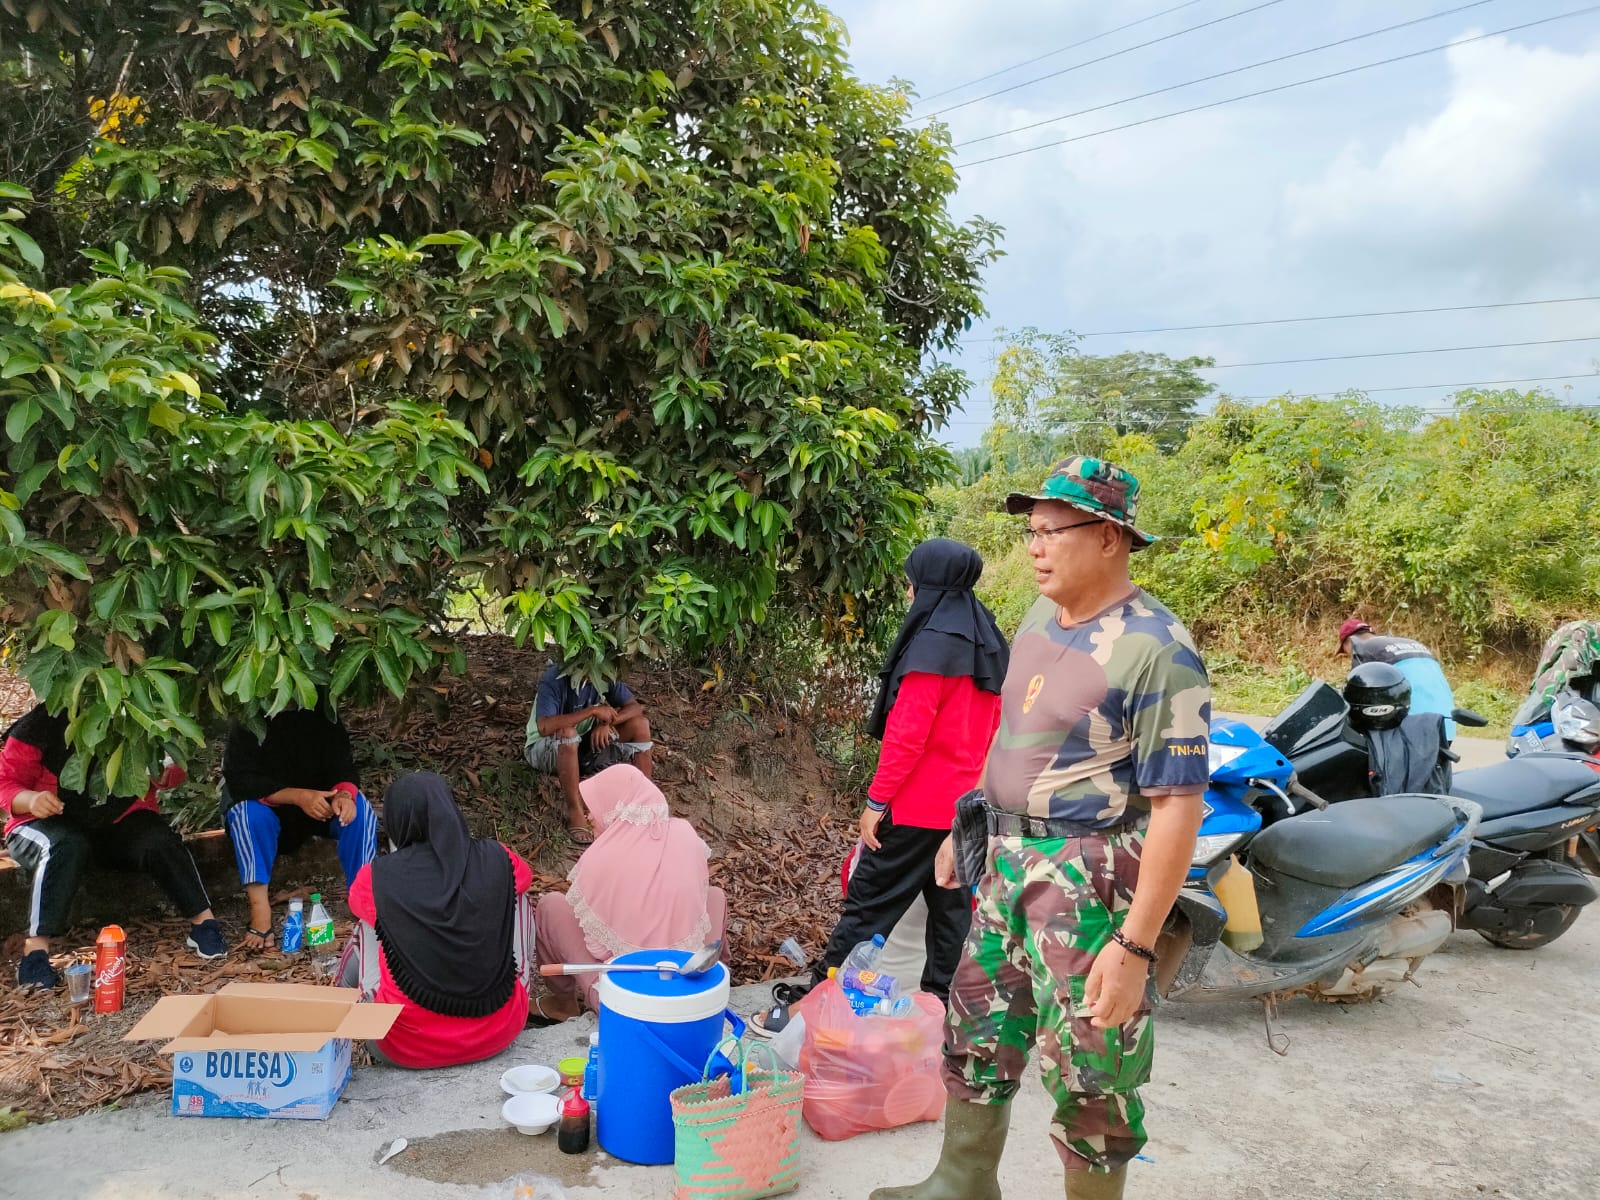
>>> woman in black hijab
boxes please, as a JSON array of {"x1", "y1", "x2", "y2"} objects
[
  {"x1": 752, "y1": 539, "x2": 1007, "y2": 1035},
  {"x1": 345, "y1": 773, "x2": 533, "y2": 1068}
]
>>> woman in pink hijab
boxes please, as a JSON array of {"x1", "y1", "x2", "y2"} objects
[{"x1": 533, "y1": 764, "x2": 726, "y2": 1021}]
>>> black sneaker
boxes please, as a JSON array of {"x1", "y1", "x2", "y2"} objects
[
  {"x1": 17, "y1": 949, "x2": 59, "y2": 990},
  {"x1": 187, "y1": 918, "x2": 228, "y2": 961}
]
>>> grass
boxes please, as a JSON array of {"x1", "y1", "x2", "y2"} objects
[{"x1": 1208, "y1": 661, "x2": 1315, "y2": 721}]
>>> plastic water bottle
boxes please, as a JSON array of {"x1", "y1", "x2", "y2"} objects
[
  {"x1": 840, "y1": 963, "x2": 899, "y2": 1001},
  {"x1": 306, "y1": 893, "x2": 335, "y2": 949},
  {"x1": 838, "y1": 934, "x2": 902, "y2": 1014},
  {"x1": 839, "y1": 934, "x2": 886, "y2": 980},
  {"x1": 875, "y1": 995, "x2": 914, "y2": 1018},
  {"x1": 281, "y1": 898, "x2": 305, "y2": 955},
  {"x1": 583, "y1": 1032, "x2": 600, "y2": 1107}
]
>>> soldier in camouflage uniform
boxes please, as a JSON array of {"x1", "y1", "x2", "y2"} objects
[{"x1": 871, "y1": 457, "x2": 1210, "y2": 1200}]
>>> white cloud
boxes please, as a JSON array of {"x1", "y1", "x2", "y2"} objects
[
  {"x1": 1284, "y1": 35, "x2": 1600, "y2": 287},
  {"x1": 825, "y1": 2, "x2": 1600, "y2": 443}
]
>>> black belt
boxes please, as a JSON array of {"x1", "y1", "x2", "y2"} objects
[{"x1": 985, "y1": 807, "x2": 1140, "y2": 839}]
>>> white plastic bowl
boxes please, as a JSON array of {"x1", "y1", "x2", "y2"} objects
[
  {"x1": 499, "y1": 1064, "x2": 560, "y2": 1096},
  {"x1": 501, "y1": 1092, "x2": 560, "y2": 1135}
]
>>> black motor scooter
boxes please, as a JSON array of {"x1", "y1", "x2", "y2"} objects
[{"x1": 1262, "y1": 682, "x2": 1600, "y2": 949}]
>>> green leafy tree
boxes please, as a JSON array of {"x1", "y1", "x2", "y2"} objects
[
  {"x1": 988, "y1": 327, "x2": 1214, "y2": 457},
  {"x1": 0, "y1": 187, "x2": 485, "y2": 795},
  {"x1": 935, "y1": 385, "x2": 1600, "y2": 658},
  {"x1": 1327, "y1": 390, "x2": 1600, "y2": 642},
  {"x1": 0, "y1": 0, "x2": 996, "y2": 788}
]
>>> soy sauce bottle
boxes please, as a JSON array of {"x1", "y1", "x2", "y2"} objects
[{"x1": 557, "y1": 1088, "x2": 591, "y2": 1154}]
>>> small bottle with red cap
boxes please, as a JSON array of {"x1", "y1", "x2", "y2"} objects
[{"x1": 557, "y1": 1088, "x2": 590, "y2": 1154}]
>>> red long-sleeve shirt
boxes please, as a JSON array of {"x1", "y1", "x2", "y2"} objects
[
  {"x1": 0, "y1": 734, "x2": 169, "y2": 840},
  {"x1": 866, "y1": 671, "x2": 1002, "y2": 829}
]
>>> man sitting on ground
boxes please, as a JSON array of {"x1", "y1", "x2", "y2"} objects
[
  {"x1": 2, "y1": 704, "x2": 226, "y2": 987},
  {"x1": 524, "y1": 661, "x2": 652, "y2": 844},
  {"x1": 222, "y1": 706, "x2": 378, "y2": 950}
]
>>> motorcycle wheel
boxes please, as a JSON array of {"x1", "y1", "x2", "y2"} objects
[{"x1": 1476, "y1": 904, "x2": 1583, "y2": 950}]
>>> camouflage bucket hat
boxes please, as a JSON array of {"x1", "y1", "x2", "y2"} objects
[{"x1": 1004, "y1": 455, "x2": 1156, "y2": 550}]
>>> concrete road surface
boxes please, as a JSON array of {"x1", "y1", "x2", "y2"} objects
[
  {"x1": 7, "y1": 915, "x2": 1597, "y2": 1199},
  {"x1": 14, "y1": 725, "x2": 1587, "y2": 1200}
]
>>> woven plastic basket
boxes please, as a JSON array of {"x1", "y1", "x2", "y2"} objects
[{"x1": 669, "y1": 1040, "x2": 804, "y2": 1200}]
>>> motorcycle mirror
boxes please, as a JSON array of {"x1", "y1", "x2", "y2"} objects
[{"x1": 1452, "y1": 707, "x2": 1489, "y2": 728}]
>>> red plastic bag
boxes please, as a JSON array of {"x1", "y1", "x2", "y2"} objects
[{"x1": 792, "y1": 978, "x2": 947, "y2": 1141}]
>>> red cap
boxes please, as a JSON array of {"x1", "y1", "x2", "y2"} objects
[
  {"x1": 561, "y1": 1088, "x2": 590, "y2": 1117},
  {"x1": 1337, "y1": 618, "x2": 1370, "y2": 649}
]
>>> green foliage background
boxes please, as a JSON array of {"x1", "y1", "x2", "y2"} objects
[
  {"x1": 0, "y1": 0, "x2": 997, "y2": 794},
  {"x1": 934, "y1": 388, "x2": 1600, "y2": 716}
]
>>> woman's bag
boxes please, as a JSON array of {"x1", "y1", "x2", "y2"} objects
[{"x1": 669, "y1": 1038, "x2": 803, "y2": 1200}]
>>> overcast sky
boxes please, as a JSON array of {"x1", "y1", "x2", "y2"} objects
[{"x1": 826, "y1": 0, "x2": 1600, "y2": 446}]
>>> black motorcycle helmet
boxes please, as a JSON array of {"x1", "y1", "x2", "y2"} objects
[{"x1": 1343, "y1": 662, "x2": 1412, "y2": 732}]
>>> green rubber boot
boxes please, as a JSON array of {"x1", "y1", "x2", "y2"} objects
[
  {"x1": 1065, "y1": 1166, "x2": 1128, "y2": 1200},
  {"x1": 867, "y1": 1099, "x2": 1011, "y2": 1200}
]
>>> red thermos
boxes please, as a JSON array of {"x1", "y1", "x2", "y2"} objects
[{"x1": 94, "y1": 924, "x2": 126, "y2": 1013}]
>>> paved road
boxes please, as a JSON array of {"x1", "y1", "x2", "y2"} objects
[
  {"x1": 7, "y1": 919, "x2": 1597, "y2": 1200},
  {"x1": 16, "y1": 722, "x2": 1584, "y2": 1200}
]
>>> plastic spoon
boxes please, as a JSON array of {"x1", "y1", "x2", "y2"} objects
[{"x1": 539, "y1": 941, "x2": 722, "y2": 979}]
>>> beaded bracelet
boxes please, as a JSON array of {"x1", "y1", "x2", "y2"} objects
[{"x1": 1111, "y1": 929, "x2": 1158, "y2": 963}]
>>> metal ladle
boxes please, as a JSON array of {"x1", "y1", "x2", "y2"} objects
[{"x1": 539, "y1": 940, "x2": 723, "y2": 980}]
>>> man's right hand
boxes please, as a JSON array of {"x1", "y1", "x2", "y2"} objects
[
  {"x1": 280, "y1": 788, "x2": 336, "y2": 820},
  {"x1": 934, "y1": 835, "x2": 959, "y2": 889},
  {"x1": 19, "y1": 790, "x2": 64, "y2": 818}
]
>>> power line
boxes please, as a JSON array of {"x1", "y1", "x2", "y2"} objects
[
  {"x1": 956, "y1": 295, "x2": 1600, "y2": 343},
  {"x1": 938, "y1": 372, "x2": 1600, "y2": 424},
  {"x1": 1072, "y1": 295, "x2": 1600, "y2": 337},
  {"x1": 1240, "y1": 371, "x2": 1600, "y2": 396},
  {"x1": 919, "y1": 0, "x2": 1294, "y2": 120},
  {"x1": 956, "y1": 396, "x2": 1600, "y2": 434},
  {"x1": 1204, "y1": 335, "x2": 1600, "y2": 369},
  {"x1": 956, "y1": 5, "x2": 1600, "y2": 167},
  {"x1": 957, "y1": 0, "x2": 1499, "y2": 150},
  {"x1": 914, "y1": 0, "x2": 1208, "y2": 109}
]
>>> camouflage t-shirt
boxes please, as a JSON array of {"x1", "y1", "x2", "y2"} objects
[{"x1": 983, "y1": 589, "x2": 1211, "y2": 827}]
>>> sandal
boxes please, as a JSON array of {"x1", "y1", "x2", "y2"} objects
[
  {"x1": 747, "y1": 1003, "x2": 792, "y2": 1039},
  {"x1": 240, "y1": 926, "x2": 273, "y2": 952},
  {"x1": 772, "y1": 981, "x2": 811, "y2": 1007},
  {"x1": 565, "y1": 823, "x2": 595, "y2": 847}
]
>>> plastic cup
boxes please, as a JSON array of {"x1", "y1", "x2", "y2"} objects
[
  {"x1": 65, "y1": 962, "x2": 93, "y2": 1006},
  {"x1": 777, "y1": 937, "x2": 807, "y2": 969},
  {"x1": 312, "y1": 954, "x2": 339, "y2": 982}
]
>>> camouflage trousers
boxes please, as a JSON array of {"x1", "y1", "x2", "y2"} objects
[{"x1": 943, "y1": 828, "x2": 1154, "y2": 1172}]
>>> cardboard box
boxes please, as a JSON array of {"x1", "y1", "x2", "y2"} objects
[{"x1": 126, "y1": 982, "x2": 402, "y2": 1119}]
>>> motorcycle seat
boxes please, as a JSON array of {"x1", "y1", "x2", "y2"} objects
[
  {"x1": 1449, "y1": 756, "x2": 1600, "y2": 821},
  {"x1": 1248, "y1": 794, "x2": 1460, "y2": 888}
]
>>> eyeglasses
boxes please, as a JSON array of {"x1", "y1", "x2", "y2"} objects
[{"x1": 1021, "y1": 518, "x2": 1101, "y2": 544}]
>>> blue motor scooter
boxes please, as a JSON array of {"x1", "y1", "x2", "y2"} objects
[{"x1": 1162, "y1": 718, "x2": 1479, "y2": 1004}]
